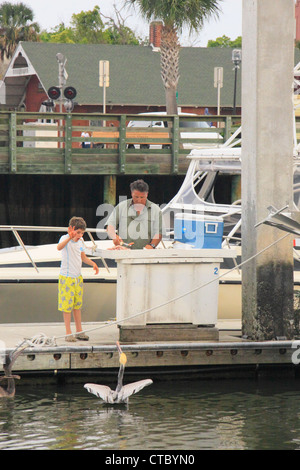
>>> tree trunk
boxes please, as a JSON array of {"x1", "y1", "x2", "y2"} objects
[
  {"x1": 165, "y1": 87, "x2": 178, "y2": 114},
  {"x1": 160, "y1": 24, "x2": 180, "y2": 115}
]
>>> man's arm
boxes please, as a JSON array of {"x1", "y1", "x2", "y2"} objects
[
  {"x1": 145, "y1": 233, "x2": 162, "y2": 249},
  {"x1": 106, "y1": 224, "x2": 123, "y2": 246},
  {"x1": 145, "y1": 206, "x2": 164, "y2": 249}
]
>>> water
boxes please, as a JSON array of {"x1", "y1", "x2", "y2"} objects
[{"x1": 1, "y1": 378, "x2": 300, "y2": 450}]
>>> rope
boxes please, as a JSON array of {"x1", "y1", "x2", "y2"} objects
[
  {"x1": 23, "y1": 333, "x2": 57, "y2": 348},
  {"x1": 21, "y1": 233, "x2": 290, "y2": 347}
]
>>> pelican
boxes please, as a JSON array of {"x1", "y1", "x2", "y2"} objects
[
  {"x1": 84, "y1": 342, "x2": 153, "y2": 404},
  {"x1": 0, "y1": 344, "x2": 26, "y2": 398}
]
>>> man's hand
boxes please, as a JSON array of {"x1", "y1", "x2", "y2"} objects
[{"x1": 113, "y1": 234, "x2": 123, "y2": 246}]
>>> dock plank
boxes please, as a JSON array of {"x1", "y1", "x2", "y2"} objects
[{"x1": 1, "y1": 320, "x2": 299, "y2": 381}]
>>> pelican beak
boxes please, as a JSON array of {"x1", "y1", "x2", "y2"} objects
[
  {"x1": 119, "y1": 352, "x2": 127, "y2": 365},
  {"x1": 116, "y1": 341, "x2": 127, "y2": 365}
]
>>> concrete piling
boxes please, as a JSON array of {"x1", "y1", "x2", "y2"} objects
[{"x1": 241, "y1": 0, "x2": 295, "y2": 340}]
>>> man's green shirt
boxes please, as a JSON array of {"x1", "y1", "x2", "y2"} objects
[{"x1": 106, "y1": 198, "x2": 163, "y2": 249}]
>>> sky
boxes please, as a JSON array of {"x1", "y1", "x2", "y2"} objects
[{"x1": 7, "y1": 0, "x2": 242, "y2": 46}]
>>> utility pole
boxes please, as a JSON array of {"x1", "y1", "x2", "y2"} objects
[
  {"x1": 56, "y1": 53, "x2": 68, "y2": 113},
  {"x1": 99, "y1": 60, "x2": 115, "y2": 206},
  {"x1": 232, "y1": 49, "x2": 241, "y2": 115},
  {"x1": 56, "y1": 53, "x2": 67, "y2": 148}
]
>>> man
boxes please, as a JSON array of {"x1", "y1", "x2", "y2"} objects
[{"x1": 106, "y1": 179, "x2": 163, "y2": 249}]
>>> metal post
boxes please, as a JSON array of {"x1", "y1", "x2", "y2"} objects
[
  {"x1": 56, "y1": 53, "x2": 67, "y2": 148},
  {"x1": 232, "y1": 50, "x2": 241, "y2": 115},
  {"x1": 99, "y1": 60, "x2": 109, "y2": 126},
  {"x1": 103, "y1": 64, "x2": 106, "y2": 117},
  {"x1": 214, "y1": 67, "x2": 223, "y2": 121},
  {"x1": 233, "y1": 66, "x2": 238, "y2": 114},
  {"x1": 214, "y1": 67, "x2": 223, "y2": 127}
]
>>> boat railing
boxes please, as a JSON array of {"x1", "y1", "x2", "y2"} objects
[{"x1": 0, "y1": 225, "x2": 109, "y2": 273}]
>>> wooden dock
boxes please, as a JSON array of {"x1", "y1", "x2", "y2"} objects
[
  {"x1": 2, "y1": 320, "x2": 300, "y2": 383},
  {"x1": 0, "y1": 111, "x2": 239, "y2": 176}
]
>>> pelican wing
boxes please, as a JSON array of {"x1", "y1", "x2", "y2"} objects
[
  {"x1": 5, "y1": 344, "x2": 27, "y2": 374},
  {"x1": 119, "y1": 379, "x2": 153, "y2": 402},
  {"x1": 84, "y1": 383, "x2": 113, "y2": 403}
]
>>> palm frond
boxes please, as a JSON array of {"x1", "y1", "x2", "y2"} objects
[{"x1": 126, "y1": 0, "x2": 222, "y2": 33}]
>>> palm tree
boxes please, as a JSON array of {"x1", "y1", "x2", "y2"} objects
[
  {"x1": 0, "y1": 2, "x2": 40, "y2": 60},
  {"x1": 126, "y1": 0, "x2": 222, "y2": 114}
]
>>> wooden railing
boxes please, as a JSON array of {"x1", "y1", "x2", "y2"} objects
[{"x1": 0, "y1": 112, "x2": 241, "y2": 175}]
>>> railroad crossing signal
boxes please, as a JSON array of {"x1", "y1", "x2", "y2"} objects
[
  {"x1": 48, "y1": 86, "x2": 61, "y2": 100},
  {"x1": 47, "y1": 86, "x2": 77, "y2": 112},
  {"x1": 64, "y1": 86, "x2": 77, "y2": 100},
  {"x1": 47, "y1": 86, "x2": 77, "y2": 101}
]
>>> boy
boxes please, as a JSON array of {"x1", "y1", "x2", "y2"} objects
[{"x1": 57, "y1": 216, "x2": 99, "y2": 342}]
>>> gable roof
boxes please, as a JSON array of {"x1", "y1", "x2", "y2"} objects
[
  {"x1": 4, "y1": 41, "x2": 300, "y2": 109},
  {"x1": 3, "y1": 41, "x2": 243, "y2": 109}
]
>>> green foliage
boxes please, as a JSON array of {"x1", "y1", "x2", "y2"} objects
[
  {"x1": 104, "y1": 24, "x2": 140, "y2": 45},
  {"x1": 126, "y1": 0, "x2": 221, "y2": 33},
  {"x1": 70, "y1": 6, "x2": 106, "y2": 43},
  {"x1": 40, "y1": 23, "x2": 75, "y2": 43},
  {"x1": 207, "y1": 35, "x2": 242, "y2": 48},
  {"x1": 40, "y1": 5, "x2": 141, "y2": 45},
  {"x1": 0, "y1": 1, "x2": 40, "y2": 58}
]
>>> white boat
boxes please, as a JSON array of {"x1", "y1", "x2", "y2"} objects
[{"x1": 0, "y1": 222, "x2": 242, "y2": 324}]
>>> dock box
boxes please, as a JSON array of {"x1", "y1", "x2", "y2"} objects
[{"x1": 174, "y1": 214, "x2": 224, "y2": 249}]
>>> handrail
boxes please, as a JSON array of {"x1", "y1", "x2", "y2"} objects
[
  {"x1": 0, "y1": 111, "x2": 242, "y2": 176},
  {"x1": 0, "y1": 225, "x2": 109, "y2": 273},
  {"x1": 0, "y1": 225, "x2": 106, "y2": 232}
]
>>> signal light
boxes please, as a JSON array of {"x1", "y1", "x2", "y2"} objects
[
  {"x1": 47, "y1": 86, "x2": 61, "y2": 100},
  {"x1": 64, "y1": 86, "x2": 77, "y2": 100}
]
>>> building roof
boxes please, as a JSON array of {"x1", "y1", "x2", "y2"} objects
[
  {"x1": 4, "y1": 41, "x2": 300, "y2": 110},
  {"x1": 3, "y1": 41, "x2": 243, "y2": 109}
]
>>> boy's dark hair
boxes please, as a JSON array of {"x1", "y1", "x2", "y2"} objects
[
  {"x1": 130, "y1": 179, "x2": 149, "y2": 193},
  {"x1": 69, "y1": 216, "x2": 87, "y2": 231}
]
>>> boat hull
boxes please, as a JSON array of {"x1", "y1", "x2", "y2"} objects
[
  {"x1": 0, "y1": 267, "x2": 117, "y2": 324},
  {"x1": 0, "y1": 268, "x2": 242, "y2": 324}
]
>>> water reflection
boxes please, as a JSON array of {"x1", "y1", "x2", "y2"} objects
[{"x1": 1, "y1": 379, "x2": 300, "y2": 450}]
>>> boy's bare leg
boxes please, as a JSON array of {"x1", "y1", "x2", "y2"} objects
[
  {"x1": 63, "y1": 311, "x2": 72, "y2": 335},
  {"x1": 73, "y1": 309, "x2": 83, "y2": 333},
  {"x1": 73, "y1": 309, "x2": 89, "y2": 340}
]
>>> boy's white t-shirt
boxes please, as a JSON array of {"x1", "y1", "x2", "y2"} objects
[{"x1": 59, "y1": 234, "x2": 85, "y2": 278}]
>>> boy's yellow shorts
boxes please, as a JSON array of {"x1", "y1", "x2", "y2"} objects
[{"x1": 58, "y1": 275, "x2": 83, "y2": 312}]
